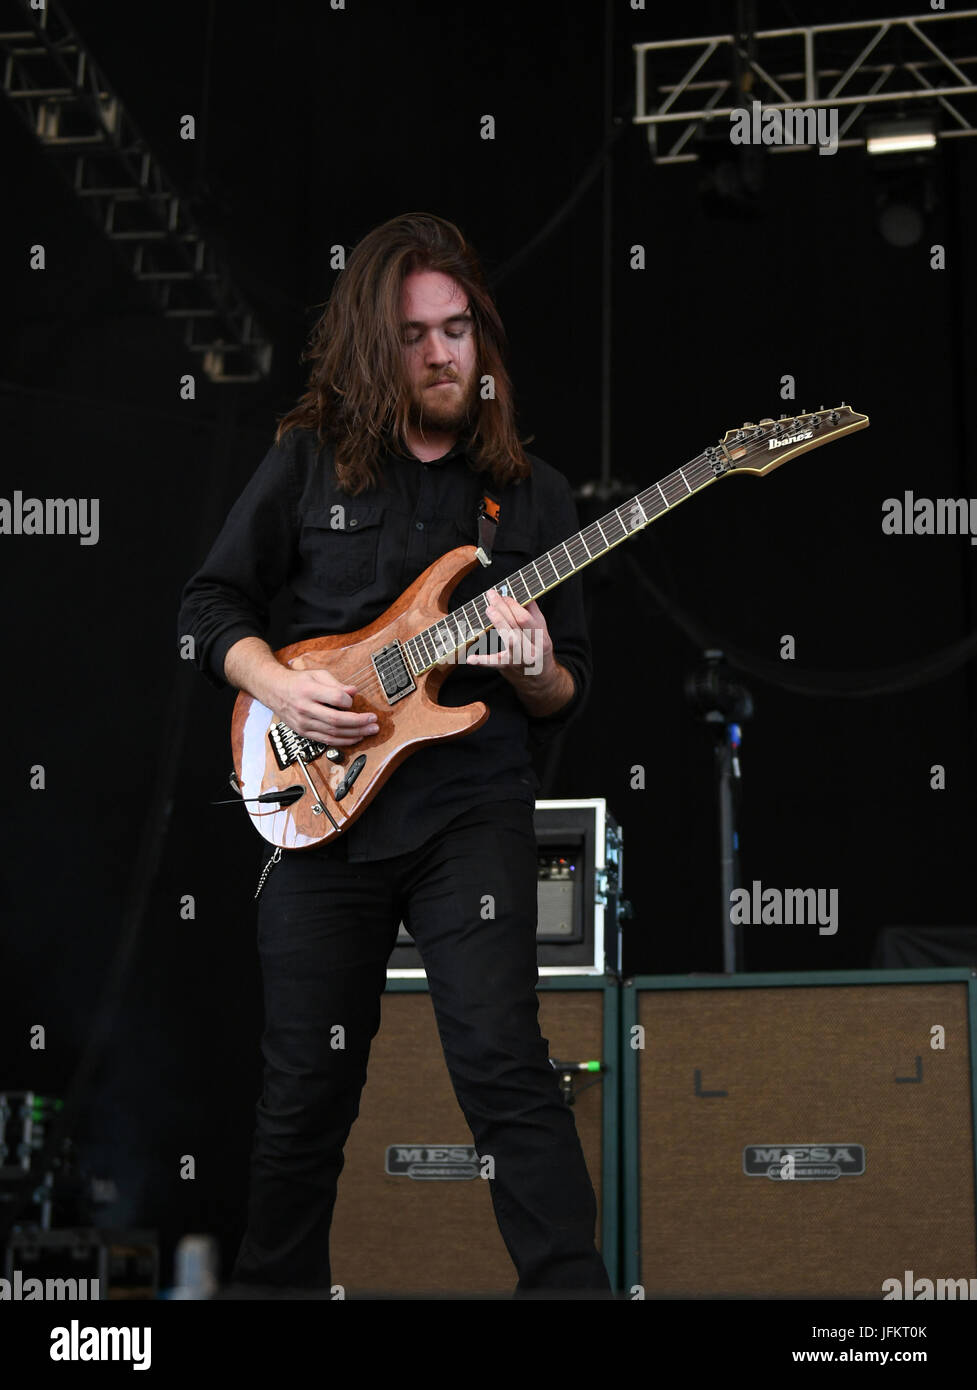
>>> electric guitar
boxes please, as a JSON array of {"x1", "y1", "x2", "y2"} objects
[{"x1": 231, "y1": 405, "x2": 869, "y2": 848}]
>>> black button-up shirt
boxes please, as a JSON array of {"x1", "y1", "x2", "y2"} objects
[{"x1": 177, "y1": 427, "x2": 592, "y2": 861}]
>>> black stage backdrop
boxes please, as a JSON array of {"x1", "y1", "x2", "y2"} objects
[{"x1": 2, "y1": 0, "x2": 975, "y2": 1296}]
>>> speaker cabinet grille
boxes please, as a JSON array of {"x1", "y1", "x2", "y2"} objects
[
  {"x1": 630, "y1": 980, "x2": 977, "y2": 1298},
  {"x1": 330, "y1": 984, "x2": 611, "y2": 1295}
]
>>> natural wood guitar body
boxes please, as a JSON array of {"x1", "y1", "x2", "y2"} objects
[{"x1": 231, "y1": 545, "x2": 488, "y2": 849}]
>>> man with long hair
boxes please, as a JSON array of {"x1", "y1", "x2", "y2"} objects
[{"x1": 178, "y1": 212, "x2": 609, "y2": 1298}]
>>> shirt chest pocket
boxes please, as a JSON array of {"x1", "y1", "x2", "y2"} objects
[
  {"x1": 472, "y1": 522, "x2": 536, "y2": 582},
  {"x1": 302, "y1": 501, "x2": 386, "y2": 596},
  {"x1": 450, "y1": 517, "x2": 538, "y2": 604}
]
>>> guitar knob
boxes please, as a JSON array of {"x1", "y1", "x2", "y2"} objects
[{"x1": 325, "y1": 747, "x2": 343, "y2": 763}]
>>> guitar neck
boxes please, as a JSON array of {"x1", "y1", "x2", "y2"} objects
[{"x1": 406, "y1": 452, "x2": 717, "y2": 674}]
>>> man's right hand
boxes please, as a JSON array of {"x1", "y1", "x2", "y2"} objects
[
  {"x1": 223, "y1": 636, "x2": 379, "y2": 746},
  {"x1": 265, "y1": 668, "x2": 380, "y2": 747}
]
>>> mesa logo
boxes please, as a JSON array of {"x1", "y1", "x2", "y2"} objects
[
  {"x1": 743, "y1": 1144, "x2": 865, "y2": 1180},
  {"x1": 385, "y1": 1145, "x2": 480, "y2": 1180},
  {"x1": 768, "y1": 430, "x2": 813, "y2": 450}
]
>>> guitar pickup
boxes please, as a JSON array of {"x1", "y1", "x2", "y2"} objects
[
  {"x1": 371, "y1": 640, "x2": 416, "y2": 703},
  {"x1": 334, "y1": 754, "x2": 366, "y2": 802}
]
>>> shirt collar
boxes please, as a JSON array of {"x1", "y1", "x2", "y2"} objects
[{"x1": 385, "y1": 432, "x2": 473, "y2": 466}]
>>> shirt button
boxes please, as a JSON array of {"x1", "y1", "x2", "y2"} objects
[{"x1": 415, "y1": 522, "x2": 424, "y2": 530}]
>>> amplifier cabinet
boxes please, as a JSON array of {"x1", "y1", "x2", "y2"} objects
[
  {"x1": 622, "y1": 969, "x2": 977, "y2": 1299},
  {"x1": 387, "y1": 798, "x2": 622, "y2": 978},
  {"x1": 329, "y1": 975, "x2": 620, "y2": 1295}
]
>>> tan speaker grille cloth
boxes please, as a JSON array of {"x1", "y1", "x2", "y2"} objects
[
  {"x1": 330, "y1": 989, "x2": 605, "y2": 1294},
  {"x1": 637, "y1": 983, "x2": 976, "y2": 1297}
]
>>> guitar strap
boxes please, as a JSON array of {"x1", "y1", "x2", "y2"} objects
[{"x1": 475, "y1": 490, "x2": 501, "y2": 567}]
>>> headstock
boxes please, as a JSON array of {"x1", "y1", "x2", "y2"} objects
[{"x1": 707, "y1": 404, "x2": 869, "y2": 477}]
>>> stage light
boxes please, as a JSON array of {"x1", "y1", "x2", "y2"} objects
[{"x1": 866, "y1": 117, "x2": 937, "y2": 156}]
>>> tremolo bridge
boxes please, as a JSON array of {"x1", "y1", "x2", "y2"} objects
[
  {"x1": 263, "y1": 638, "x2": 414, "y2": 826},
  {"x1": 269, "y1": 722, "x2": 326, "y2": 771}
]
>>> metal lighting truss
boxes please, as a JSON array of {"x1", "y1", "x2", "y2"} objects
[
  {"x1": 0, "y1": 0, "x2": 272, "y2": 382},
  {"x1": 634, "y1": 10, "x2": 977, "y2": 164}
]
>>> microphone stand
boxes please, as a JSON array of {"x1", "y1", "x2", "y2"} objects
[{"x1": 685, "y1": 650, "x2": 754, "y2": 973}]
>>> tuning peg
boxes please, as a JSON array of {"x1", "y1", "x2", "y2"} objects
[
  {"x1": 742, "y1": 421, "x2": 756, "y2": 428},
  {"x1": 759, "y1": 417, "x2": 774, "y2": 424}
]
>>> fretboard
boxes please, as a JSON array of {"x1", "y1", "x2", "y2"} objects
[{"x1": 404, "y1": 451, "x2": 718, "y2": 675}]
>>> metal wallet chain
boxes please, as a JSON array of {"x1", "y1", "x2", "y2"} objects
[{"x1": 254, "y1": 847, "x2": 282, "y2": 900}]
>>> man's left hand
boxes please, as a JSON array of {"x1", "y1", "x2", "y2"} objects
[{"x1": 465, "y1": 587, "x2": 553, "y2": 682}]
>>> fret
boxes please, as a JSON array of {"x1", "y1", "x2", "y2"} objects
[
  {"x1": 408, "y1": 453, "x2": 716, "y2": 670},
  {"x1": 538, "y1": 551, "x2": 561, "y2": 585},
  {"x1": 509, "y1": 571, "x2": 532, "y2": 604},
  {"x1": 603, "y1": 509, "x2": 630, "y2": 544},
  {"x1": 625, "y1": 497, "x2": 649, "y2": 532},
  {"x1": 662, "y1": 474, "x2": 687, "y2": 507}
]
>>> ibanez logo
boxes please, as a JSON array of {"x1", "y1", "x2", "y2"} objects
[{"x1": 769, "y1": 428, "x2": 814, "y2": 450}]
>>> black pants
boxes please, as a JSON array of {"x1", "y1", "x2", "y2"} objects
[{"x1": 230, "y1": 798, "x2": 610, "y2": 1297}]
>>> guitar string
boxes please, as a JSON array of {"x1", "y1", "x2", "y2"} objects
[
  {"x1": 258, "y1": 447, "x2": 699, "y2": 809},
  {"x1": 294, "y1": 445, "x2": 761, "y2": 702},
  {"x1": 319, "y1": 453, "x2": 720, "y2": 698},
  {"x1": 275, "y1": 417, "x2": 850, "y2": 720}
]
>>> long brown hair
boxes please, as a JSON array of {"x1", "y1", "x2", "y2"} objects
[{"x1": 275, "y1": 213, "x2": 532, "y2": 495}]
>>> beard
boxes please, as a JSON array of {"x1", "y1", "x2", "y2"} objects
[{"x1": 407, "y1": 370, "x2": 478, "y2": 435}]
